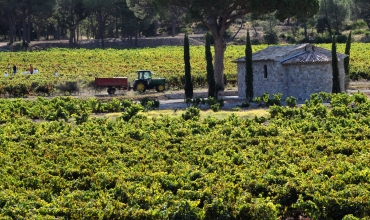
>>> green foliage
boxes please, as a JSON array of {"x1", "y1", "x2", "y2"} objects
[
  {"x1": 181, "y1": 106, "x2": 200, "y2": 120},
  {"x1": 121, "y1": 103, "x2": 143, "y2": 121},
  {"x1": 264, "y1": 31, "x2": 279, "y2": 44},
  {"x1": 2, "y1": 43, "x2": 370, "y2": 91},
  {"x1": 245, "y1": 30, "x2": 254, "y2": 102},
  {"x1": 206, "y1": 32, "x2": 216, "y2": 98},
  {"x1": 285, "y1": 96, "x2": 297, "y2": 108},
  {"x1": 355, "y1": 0, "x2": 370, "y2": 31},
  {"x1": 332, "y1": 35, "x2": 341, "y2": 93},
  {"x1": 269, "y1": 93, "x2": 283, "y2": 106},
  {"x1": 254, "y1": 93, "x2": 281, "y2": 107},
  {"x1": 241, "y1": 197, "x2": 279, "y2": 220},
  {"x1": 140, "y1": 97, "x2": 160, "y2": 110},
  {"x1": 318, "y1": 0, "x2": 351, "y2": 33},
  {"x1": 3, "y1": 93, "x2": 370, "y2": 219},
  {"x1": 186, "y1": 96, "x2": 205, "y2": 108},
  {"x1": 184, "y1": 33, "x2": 193, "y2": 99},
  {"x1": 206, "y1": 97, "x2": 224, "y2": 112},
  {"x1": 344, "y1": 31, "x2": 352, "y2": 90},
  {"x1": 238, "y1": 101, "x2": 250, "y2": 108},
  {"x1": 345, "y1": 20, "x2": 367, "y2": 30}
]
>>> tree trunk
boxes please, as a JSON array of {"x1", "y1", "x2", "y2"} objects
[
  {"x1": 77, "y1": 25, "x2": 79, "y2": 42},
  {"x1": 22, "y1": 11, "x2": 27, "y2": 46},
  {"x1": 171, "y1": 14, "x2": 176, "y2": 37},
  {"x1": 135, "y1": 29, "x2": 138, "y2": 47},
  {"x1": 69, "y1": 27, "x2": 75, "y2": 46},
  {"x1": 153, "y1": 19, "x2": 159, "y2": 37},
  {"x1": 27, "y1": 16, "x2": 31, "y2": 43},
  {"x1": 18, "y1": 22, "x2": 21, "y2": 41},
  {"x1": 231, "y1": 21, "x2": 243, "y2": 41},
  {"x1": 303, "y1": 22, "x2": 307, "y2": 43},
  {"x1": 36, "y1": 29, "x2": 40, "y2": 41},
  {"x1": 213, "y1": 37, "x2": 226, "y2": 91},
  {"x1": 97, "y1": 12, "x2": 105, "y2": 48},
  {"x1": 56, "y1": 24, "x2": 61, "y2": 40},
  {"x1": 46, "y1": 25, "x2": 48, "y2": 40},
  {"x1": 7, "y1": 9, "x2": 14, "y2": 45},
  {"x1": 115, "y1": 15, "x2": 118, "y2": 38}
]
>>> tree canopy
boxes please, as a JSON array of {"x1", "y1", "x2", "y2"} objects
[
  {"x1": 152, "y1": 0, "x2": 320, "y2": 93},
  {"x1": 355, "y1": 0, "x2": 370, "y2": 29}
]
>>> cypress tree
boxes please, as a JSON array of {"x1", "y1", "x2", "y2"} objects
[
  {"x1": 245, "y1": 30, "x2": 254, "y2": 101},
  {"x1": 332, "y1": 34, "x2": 341, "y2": 93},
  {"x1": 184, "y1": 33, "x2": 193, "y2": 99},
  {"x1": 206, "y1": 32, "x2": 216, "y2": 98},
  {"x1": 344, "y1": 31, "x2": 351, "y2": 90}
]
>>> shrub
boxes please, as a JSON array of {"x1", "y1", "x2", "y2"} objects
[
  {"x1": 121, "y1": 104, "x2": 143, "y2": 122},
  {"x1": 238, "y1": 101, "x2": 250, "y2": 108},
  {"x1": 186, "y1": 97, "x2": 205, "y2": 108},
  {"x1": 140, "y1": 98, "x2": 160, "y2": 110},
  {"x1": 345, "y1": 20, "x2": 367, "y2": 30},
  {"x1": 268, "y1": 93, "x2": 283, "y2": 106},
  {"x1": 251, "y1": 39, "x2": 261, "y2": 45},
  {"x1": 285, "y1": 96, "x2": 297, "y2": 108},
  {"x1": 353, "y1": 29, "x2": 365, "y2": 35},
  {"x1": 182, "y1": 106, "x2": 200, "y2": 120},
  {"x1": 336, "y1": 34, "x2": 348, "y2": 43},
  {"x1": 206, "y1": 97, "x2": 224, "y2": 111},
  {"x1": 264, "y1": 31, "x2": 279, "y2": 44},
  {"x1": 286, "y1": 35, "x2": 296, "y2": 44}
]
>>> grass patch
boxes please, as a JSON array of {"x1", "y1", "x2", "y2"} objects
[
  {"x1": 139, "y1": 109, "x2": 270, "y2": 119},
  {"x1": 92, "y1": 109, "x2": 270, "y2": 120}
]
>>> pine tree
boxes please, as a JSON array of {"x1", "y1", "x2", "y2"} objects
[
  {"x1": 205, "y1": 32, "x2": 216, "y2": 98},
  {"x1": 332, "y1": 34, "x2": 341, "y2": 93},
  {"x1": 245, "y1": 30, "x2": 254, "y2": 101},
  {"x1": 184, "y1": 33, "x2": 193, "y2": 99},
  {"x1": 344, "y1": 31, "x2": 351, "y2": 90}
]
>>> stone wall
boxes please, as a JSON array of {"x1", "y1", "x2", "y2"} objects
[
  {"x1": 237, "y1": 61, "x2": 346, "y2": 100},
  {"x1": 282, "y1": 63, "x2": 332, "y2": 100},
  {"x1": 238, "y1": 61, "x2": 282, "y2": 98}
]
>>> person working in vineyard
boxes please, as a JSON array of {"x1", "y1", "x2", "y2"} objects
[
  {"x1": 13, "y1": 65, "x2": 17, "y2": 74},
  {"x1": 29, "y1": 64, "x2": 33, "y2": 74}
]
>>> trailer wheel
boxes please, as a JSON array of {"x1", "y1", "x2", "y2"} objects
[
  {"x1": 134, "y1": 82, "x2": 146, "y2": 93},
  {"x1": 107, "y1": 88, "x2": 116, "y2": 94},
  {"x1": 156, "y1": 85, "x2": 165, "y2": 92}
]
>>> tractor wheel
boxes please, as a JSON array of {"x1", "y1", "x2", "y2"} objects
[
  {"x1": 107, "y1": 88, "x2": 116, "y2": 94},
  {"x1": 134, "y1": 82, "x2": 146, "y2": 93},
  {"x1": 156, "y1": 84, "x2": 165, "y2": 92}
]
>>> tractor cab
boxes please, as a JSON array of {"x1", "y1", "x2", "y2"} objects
[
  {"x1": 133, "y1": 70, "x2": 166, "y2": 93},
  {"x1": 138, "y1": 70, "x2": 152, "y2": 80}
]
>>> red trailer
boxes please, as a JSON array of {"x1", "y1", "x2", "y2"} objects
[{"x1": 94, "y1": 77, "x2": 130, "y2": 94}]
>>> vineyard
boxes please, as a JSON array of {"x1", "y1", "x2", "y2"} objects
[
  {"x1": 0, "y1": 43, "x2": 369, "y2": 97},
  {"x1": 1, "y1": 92, "x2": 370, "y2": 219}
]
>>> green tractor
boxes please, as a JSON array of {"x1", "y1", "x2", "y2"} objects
[{"x1": 133, "y1": 70, "x2": 166, "y2": 93}]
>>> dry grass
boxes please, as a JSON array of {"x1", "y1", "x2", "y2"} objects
[
  {"x1": 95, "y1": 108, "x2": 270, "y2": 120},
  {"x1": 348, "y1": 80, "x2": 370, "y2": 90},
  {"x1": 140, "y1": 108, "x2": 270, "y2": 119}
]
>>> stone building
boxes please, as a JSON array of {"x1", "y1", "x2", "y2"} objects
[{"x1": 233, "y1": 43, "x2": 348, "y2": 100}]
